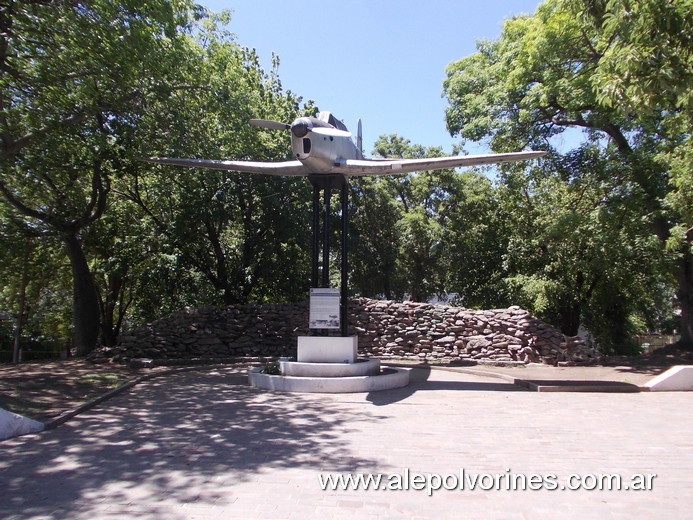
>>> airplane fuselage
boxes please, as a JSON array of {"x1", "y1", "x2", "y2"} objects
[{"x1": 289, "y1": 115, "x2": 364, "y2": 174}]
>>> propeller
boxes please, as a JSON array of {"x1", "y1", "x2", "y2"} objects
[
  {"x1": 311, "y1": 127, "x2": 351, "y2": 138},
  {"x1": 249, "y1": 119, "x2": 290, "y2": 131}
]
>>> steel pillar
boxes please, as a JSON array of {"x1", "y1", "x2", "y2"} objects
[{"x1": 309, "y1": 175, "x2": 349, "y2": 337}]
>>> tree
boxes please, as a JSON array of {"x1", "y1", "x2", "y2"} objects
[
  {"x1": 0, "y1": 0, "x2": 199, "y2": 354},
  {"x1": 124, "y1": 14, "x2": 313, "y2": 307},
  {"x1": 443, "y1": 0, "x2": 691, "y2": 349},
  {"x1": 352, "y1": 135, "x2": 507, "y2": 304},
  {"x1": 350, "y1": 175, "x2": 404, "y2": 299},
  {"x1": 366, "y1": 135, "x2": 452, "y2": 302},
  {"x1": 351, "y1": 135, "x2": 512, "y2": 306},
  {"x1": 0, "y1": 210, "x2": 72, "y2": 360},
  {"x1": 85, "y1": 198, "x2": 153, "y2": 347},
  {"x1": 438, "y1": 170, "x2": 510, "y2": 309},
  {"x1": 499, "y1": 146, "x2": 667, "y2": 352}
]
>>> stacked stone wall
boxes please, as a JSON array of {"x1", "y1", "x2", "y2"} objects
[{"x1": 102, "y1": 298, "x2": 600, "y2": 365}]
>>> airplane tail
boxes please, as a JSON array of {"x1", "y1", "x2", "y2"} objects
[{"x1": 357, "y1": 118, "x2": 363, "y2": 158}]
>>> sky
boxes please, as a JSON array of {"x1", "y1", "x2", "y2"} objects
[{"x1": 200, "y1": 0, "x2": 543, "y2": 155}]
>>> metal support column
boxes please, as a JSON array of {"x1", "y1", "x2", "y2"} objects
[
  {"x1": 322, "y1": 184, "x2": 331, "y2": 288},
  {"x1": 308, "y1": 175, "x2": 349, "y2": 337},
  {"x1": 311, "y1": 183, "x2": 320, "y2": 288},
  {"x1": 340, "y1": 180, "x2": 349, "y2": 337}
]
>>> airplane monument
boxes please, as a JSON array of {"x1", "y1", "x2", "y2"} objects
[{"x1": 146, "y1": 111, "x2": 545, "y2": 392}]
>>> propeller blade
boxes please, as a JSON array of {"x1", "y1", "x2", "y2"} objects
[
  {"x1": 310, "y1": 126, "x2": 352, "y2": 138},
  {"x1": 249, "y1": 119, "x2": 290, "y2": 131}
]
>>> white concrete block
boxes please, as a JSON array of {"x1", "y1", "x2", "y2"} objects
[
  {"x1": 297, "y1": 336, "x2": 358, "y2": 363},
  {"x1": 280, "y1": 358, "x2": 380, "y2": 377},
  {"x1": 248, "y1": 366, "x2": 411, "y2": 393},
  {"x1": 645, "y1": 365, "x2": 693, "y2": 391},
  {"x1": 0, "y1": 407, "x2": 44, "y2": 440}
]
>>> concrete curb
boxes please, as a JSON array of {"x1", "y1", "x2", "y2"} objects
[
  {"x1": 643, "y1": 365, "x2": 693, "y2": 391},
  {"x1": 280, "y1": 358, "x2": 381, "y2": 377},
  {"x1": 386, "y1": 363, "x2": 644, "y2": 393},
  {"x1": 519, "y1": 380, "x2": 642, "y2": 393}
]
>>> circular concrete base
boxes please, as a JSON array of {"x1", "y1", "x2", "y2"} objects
[
  {"x1": 248, "y1": 366, "x2": 410, "y2": 393},
  {"x1": 280, "y1": 358, "x2": 380, "y2": 377}
]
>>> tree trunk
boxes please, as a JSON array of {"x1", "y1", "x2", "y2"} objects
[
  {"x1": 64, "y1": 234, "x2": 100, "y2": 355},
  {"x1": 12, "y1": 240, "x2": 30, "y2": 364},
  {"x1": 98, "y1": 272, "x2": 130, "y2": 348},
  {"x1": 559, "y1": 302, "x2": 582, "y2": 337},
  {"x1": 100, "y1": 311, "x2": 117, "y2": 348},
  {"x1": 677, "y1": 245, "x2": 693, "y2": 349}
]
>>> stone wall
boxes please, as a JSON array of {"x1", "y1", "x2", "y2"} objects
[
  {"x1": 99, "y1": 298, "x2": 600, "y2": 365},
  {"x1": 353, "y1": 299, "x2": 597, "y2": 364}
]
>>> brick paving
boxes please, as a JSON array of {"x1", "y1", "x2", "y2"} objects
[{"x1": 1, "y1": 365, "x2": 691, "y2": 519}]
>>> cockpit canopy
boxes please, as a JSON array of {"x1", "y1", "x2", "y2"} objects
[{"x1": 317, "y1": 111, "x2": 348, "y2": 132}]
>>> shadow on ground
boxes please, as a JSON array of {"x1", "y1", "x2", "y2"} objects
[
  {"x1": 605, "y1": 348, "x2": 693, "y2": 378},
  {"x1": 0, "y1": 367, "x2": 387, "y2": 519},
  {"x1": 0, "y1": 361, "x2": 141, "y2": 421},
  {"x1": 366, "y1": 366, "x2": 524, "y2": 406}
]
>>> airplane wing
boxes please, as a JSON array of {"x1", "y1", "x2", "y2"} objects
[
  {"x1": 143, "y1": 157, "x2": 309, "y2": 176},
  {"x1": 144, "y1": 151, "x2": 545, "y2": 177},
  {"x1": 336, "y1": 151, "x2": 546, "y2": 176}
]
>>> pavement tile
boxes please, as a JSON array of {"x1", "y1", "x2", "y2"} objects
[{"x1": 1, "y1": 365, "x2": 692, "y2": 519}]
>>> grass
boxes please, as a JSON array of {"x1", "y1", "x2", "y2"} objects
[{"x1": 74, "y1": 373, "x2": 127, "y2": 387}]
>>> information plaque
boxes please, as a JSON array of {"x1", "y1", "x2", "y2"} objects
[{"x1": 309, "y1": 288, "x2": 341, "y2": 329}]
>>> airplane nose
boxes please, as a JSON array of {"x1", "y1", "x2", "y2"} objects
[{"x1": 291, "y1": 120, "x2": 310, "y2": 138}]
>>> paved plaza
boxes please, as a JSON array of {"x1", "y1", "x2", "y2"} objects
[{"x1": 1, "y1": 365, "x2": 692, "y2": 519}]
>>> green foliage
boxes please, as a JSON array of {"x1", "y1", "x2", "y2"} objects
[
  {"x1": 439, "y1": 171, "x2": 510, "y2": 309},
  {"x1": 2, "y1": 0, "x2": 687, "y2": 359},
  {"x1": 0, "y1": 224, "x2": 72, "y2": 360},
  {"x1": 499, "y1": 146, "x2": 670, "y2": 352},
  {"x1": 127, "y1": 18, "x2": 313, "y2": 307},
  {"x1": 350, "y1": 135, "x2": 510, "y2": 307},
  {"x1": 443, "y1": 0, "x2": 689, "y2": 351},
  {"x1": 576, "y1": 0, "x2": 693, "y2": 260},
  {"x1": 0, "y1": 0, "x2": 200, "y2": 354},
  {"x1": 576, "y1": 0, "x2": 692, "y2": 115},
  {"x1": 0, "y1": 3, "x2": 313, "y2": 355},
  {"x1": 350, "y1": 176, "x2": 404, "y2": 299},
  {"x1": 261, "y1": 361, "x2": 281, "y2": 375},
  {"x1": 351, "y1": 136, "x2": 450, "y2": 302}
]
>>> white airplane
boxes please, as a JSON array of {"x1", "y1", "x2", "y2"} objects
[{"x1": 146, "y1": 111, "x2": 545, "y2": 176}]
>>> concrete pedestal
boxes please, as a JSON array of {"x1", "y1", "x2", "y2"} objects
[
  {"x1": 297, "y1": 335, "x2": 358, "y2": 363},
  {"x1": 248, "y1": 335, "x2": 411, "y2": 393},
  {"x1": 0, "y1": 407, "x2": 44, "y2": 440},
  {"x1": 280, "y1": 358, "x2": 381, "y2": 377},
  {"x1": 248, "y1": 365, "x2": 410, "y2": 393}
]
